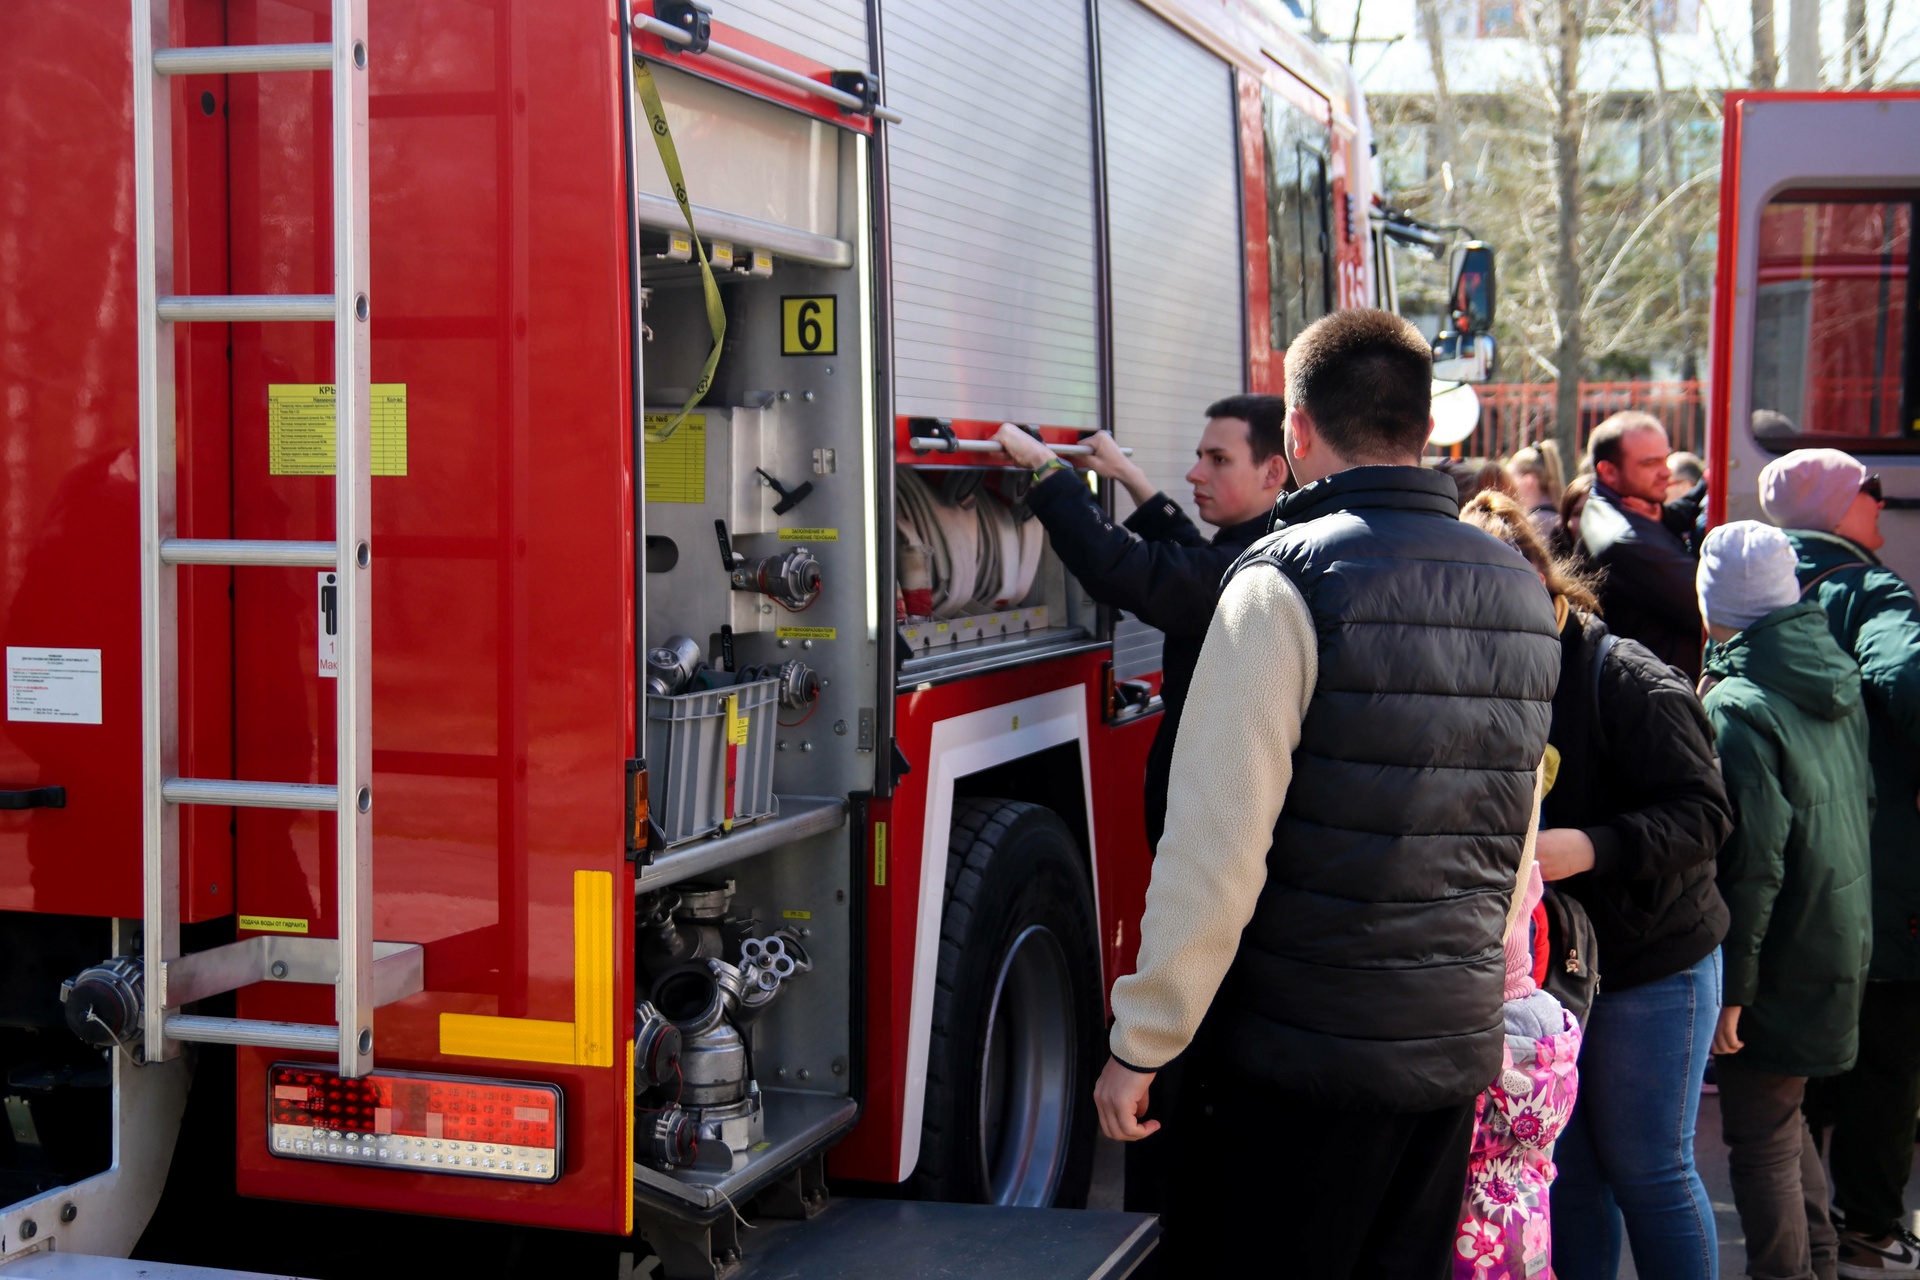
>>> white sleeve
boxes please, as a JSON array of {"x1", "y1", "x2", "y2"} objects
[{"x1": 1107, "y1": 563, "x2": 1317, "y2": 1070}]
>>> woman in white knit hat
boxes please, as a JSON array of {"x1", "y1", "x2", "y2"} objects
[{"x1": 1760, "y1": 448, "x2": 1920, "y2": 1279}]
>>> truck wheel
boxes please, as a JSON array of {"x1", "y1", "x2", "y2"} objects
[{"x1": 915, "y1": 797, "x2": 1102, "y2": 1208}]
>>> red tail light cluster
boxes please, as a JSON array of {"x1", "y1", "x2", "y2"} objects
[{"x1": 268, "y1": 1063, "x2": 562, "y2": 1183}]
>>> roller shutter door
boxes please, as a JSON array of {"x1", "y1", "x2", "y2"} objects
[
  {"x1": 882, "y1": 0, "x2": 1101, "y2": 428},
  {"x1": 716, "y1": 0, "x2": 871, "y2": 73},
  {"x1": 1099, "y1": 0, "x2": 1244, "y2": 511}
]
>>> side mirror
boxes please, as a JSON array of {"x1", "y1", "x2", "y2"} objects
[
  {"x1": 1448, "y1": 241, "x2": 1496, "y2": 335},
  {"x1": 1432, "y1": 331, "x2": 1497, "y2": 383}
]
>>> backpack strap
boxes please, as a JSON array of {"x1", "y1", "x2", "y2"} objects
[
  {"x1": 1799, "y1": 559, "x2": 1869, "y2": 600},
  {"x1": 1588, "y1": 631, "x2": 1617, "y2": 754}
]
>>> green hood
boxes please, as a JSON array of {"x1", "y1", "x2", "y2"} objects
[
  {"x1": 1706, "y1": 599, "x2": 1863, "y2": 722},
  {"x1": 1789, "y1": 528, "x2": 1882, "y2": 577}
]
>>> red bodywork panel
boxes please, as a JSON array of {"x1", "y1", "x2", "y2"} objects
[
  {"x1": 217, "y1": 0, "x2": 635, "y2": 1233},
  {"x1": 0, "y1": 0, "x2": 234, "y2": 923},
  {"x1": 1237, "y1": 70, "x2": 1278, "y2": 396},
  {"x1": 830, "y1": 653, "x2": 1158, "y2": 1183}
]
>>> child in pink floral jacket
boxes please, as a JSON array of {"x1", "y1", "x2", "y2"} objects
[{"x1": 1454, "y1": 859, "x2": 1584, "y2": 1278}]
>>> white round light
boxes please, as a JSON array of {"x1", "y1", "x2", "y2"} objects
[{"x1": 1428, "y1": 381, "x2": 1482, "y2": 447}]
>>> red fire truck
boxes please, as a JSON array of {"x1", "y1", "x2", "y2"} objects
[
  {"x1": 1708, "y1": 91, "x2": 1919, "y2": 572},
  {"x1": 0, "y1": 1, "x2": 1419, "y2": 1274}
]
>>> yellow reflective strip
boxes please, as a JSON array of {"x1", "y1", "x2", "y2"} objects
[
  {"x1": 574, "y1": 870, "x2": 615, "y2": 1068},
  {"x1": 438, "y1": 1013, "x2": 576, "y2": 1065}
]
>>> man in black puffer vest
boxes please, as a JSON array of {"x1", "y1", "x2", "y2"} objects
[{"x1": 1093, "y1": 310, "x2": 1561, "y2": 1277}]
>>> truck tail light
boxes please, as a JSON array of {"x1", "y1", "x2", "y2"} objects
[{"x1": 268, "y1": 1063, "x2": 562, "y2": 1183}]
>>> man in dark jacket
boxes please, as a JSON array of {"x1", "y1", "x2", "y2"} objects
[
  {"x1": 991, "y1": 395, "x2": 1286, "y2": 847},
  {"x1": 1698, "y1": 521, "x2": 1873, "y2": 1280},
  {"x1": 1761, "y1": 448, "x2": 1920, "y2": 1277},
  {"x1": 1581, "y1": 411, "x2": 1706, "y2": 680},
  {"x1": 1093, "y1": 310, "x2": 1560, "y2": 1277}
]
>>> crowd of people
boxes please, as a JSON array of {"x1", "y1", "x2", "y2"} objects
[{"x1": 1000, "y1": 308, "x2": 1919, "y2": 1279}]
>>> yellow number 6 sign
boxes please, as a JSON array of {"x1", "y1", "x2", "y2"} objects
[{"x1": 782, "y1": 295, "x2": 836, "y2": 356}]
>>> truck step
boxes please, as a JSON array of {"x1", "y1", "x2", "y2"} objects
[
  {"x1": 729, "y1": 1201, "x2": 1158, "y2": 1280},
  {"x1": 0, "y1": 1255, "x2": 311, "y2": 1280}
]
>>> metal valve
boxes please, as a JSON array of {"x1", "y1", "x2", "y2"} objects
[
  {"x1": 634, "y1": 999, "x2": 684, "y2": 1092},
  {"x1": 60, "y1": 956, "x2": 144, "y2": 1050},
  {"x1": 714, "y1": 520, "x2": 823, "y2": 609},
  {"x1": 733, "y1": 547, "x2": 821, "y2": 609},
  {"x1": 645, "y1": 635, "x2": 705, "y2": 698},
  {"x1": 645, "y1": 1107, "x2": 698, "y2": 1169},
  {"x1": 737, "y1": 659, "x2": 819, "y2": 710}
]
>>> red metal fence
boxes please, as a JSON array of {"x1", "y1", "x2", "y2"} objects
[{"x1": 1461, "y1": 381, "x2": 1706, "y2": 461}]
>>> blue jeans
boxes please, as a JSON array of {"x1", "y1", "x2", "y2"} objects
[{"x1": 1553, "y1": 948, "x2": 1722, "y2": 1280}]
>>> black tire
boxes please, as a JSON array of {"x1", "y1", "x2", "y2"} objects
[{"x1": 913, "y1": 797, "x2": 1103, "y2": 1208}]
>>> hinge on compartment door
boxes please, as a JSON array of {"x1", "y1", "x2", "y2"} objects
[{"x1": 656, "y1": 0, "x2": 713, "y2": 54}]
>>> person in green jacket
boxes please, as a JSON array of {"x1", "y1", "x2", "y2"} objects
[
  {"x1": 1698, "y1": 520, "x2": 1875, "y2": 1280},
  {"x1": 1761, "y1": 447, "x2": 1920, "y2": 1278}
]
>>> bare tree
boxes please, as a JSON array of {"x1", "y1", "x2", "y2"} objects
[
  {"x1": 1644, "y1": 0, "x2": 1700, "y2": 379},
  {"x1": 1752, "y1": 0, "x2": 1778, "y2": 87},
  {"x1": 1841, "y1": 0, "x2": 1903, "y2": 87},
  {"x1": 1414, "y1": 0, "x2": 1460, "y2": 200},
  {"x1": 1785, "y1": 0, "x2": 1820, "y2": 87},
  {"x1": 1544, "y1": 0, "x2": 1588, "y2": 462}
]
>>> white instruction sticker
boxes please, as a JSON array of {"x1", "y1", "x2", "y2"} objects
[
  {"x1": 317, "y1": 572, "x2": 339, "y2": 679},
  {"x1": 7, "y1": 648, "x2": 103, "y2": 724}
]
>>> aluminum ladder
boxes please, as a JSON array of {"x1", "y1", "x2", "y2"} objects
[{"x1": 132, "y1": 0, "x2": 416, "y2": 1079}]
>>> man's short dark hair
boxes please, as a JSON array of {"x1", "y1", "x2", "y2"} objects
[
  {"x1": 1284, "y1": 310, "x2": 1433, "y2": 462},
  {"x1": 1204, "y1": 393, "x2": 1287, "y2": 463},
  {"x1": 1586, "y1": 410, "x2": 1667, "y2": 472}
]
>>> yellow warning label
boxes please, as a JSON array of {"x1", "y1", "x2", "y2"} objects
[
  {"x1": 268, "y1": 384, "x2": 407, "y2": 477},
  {"x1": 238, "y1": 915, "x2": 309, "y2": 935},
  {"x1": 726, "y1": 693, "x2": 748, "y2": 746},
  {"x1": 779, "y1": 528, "x2": 839, "y2": 542},
  {"x1": 872, "y1": 822, "x2": 888, "y2": 887},
  {"x1": 781, "y1": 909, "x2": 812, "y2": 920},
  {"x1": 776, "y1": 626, "x2": 836, "y2": 641},
  {"x1": 781, "y1": 296, "x2": 836, "y2": 356},
  {"x1": 643, "y1": 413, "x2": 706, "y2": 504}
]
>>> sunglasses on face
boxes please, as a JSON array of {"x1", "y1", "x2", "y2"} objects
[{"x1": 1862, "y1": 474, "x2": 1884, "y2": 504}]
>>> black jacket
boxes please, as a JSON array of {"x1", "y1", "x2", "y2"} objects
[
  {"x1": 1025, "y1": 476, "x2": 1268, "y2": 845},
  {"x1": 1543, "y1": 610, "x2": 1732, "y2": 991},
  {"x1": 1580, "y1": 481, "x2": 1704, "y2": 681},
  {"x1": 1208, "y1": 466, "x2": 1561, "y2": 1112}
]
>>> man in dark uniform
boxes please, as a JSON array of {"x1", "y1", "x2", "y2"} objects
[
  {"x1": 993, "y1": 394, "x2": 1287, "y2": 847},
  {"x1": 993, "y1": 395, "x2": 1286, "y2": 1235}
]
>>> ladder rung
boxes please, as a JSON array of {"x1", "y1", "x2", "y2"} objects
[
  {"x1": 161, "y1": 539, "x2": 338, "y2": 568},
  {"x1": 153, "y1": 43, "x2": 333, "y2": 76},
  {"x1": 159, "y1": 295, "x2": 334, "y2": 323},
  {"x1": 163, "y1": 778, "x2": 339, "y2": 811},
  {"x1": 163, "y1": 1013, "x2": 338, "y2": 1053}
]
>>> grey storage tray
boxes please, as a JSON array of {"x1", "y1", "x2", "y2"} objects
[{"x1": 647, "y1": 676, "x2": 780, "y2": 846}]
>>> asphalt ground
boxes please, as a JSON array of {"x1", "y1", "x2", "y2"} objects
[{"x1": 1088, "y1": 1092, "x2": 1920, "y2": 1278}]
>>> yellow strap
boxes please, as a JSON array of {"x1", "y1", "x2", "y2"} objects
[{"x1": 634, "y1": 59, "x2": 725, "y2": 440}]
